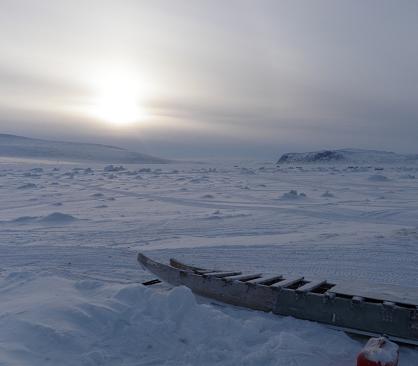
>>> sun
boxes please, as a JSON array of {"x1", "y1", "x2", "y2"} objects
[{"x1": 88, "y1": 71, "x2": 147, "y2": 127}]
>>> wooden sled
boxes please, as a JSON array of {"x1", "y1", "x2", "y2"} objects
[{"x1": 137, "y1": 252, "x2": 418, "y2": 346}]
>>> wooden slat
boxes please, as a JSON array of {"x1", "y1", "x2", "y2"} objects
[
  {"x1": 198, "y1": 270, "x2": 221, "y2": 274},
  {"x1": 248, "y1": 275, "x2": 284, "y2": 286},
  {"x1": 271, "y1": 276, "x2": 304, "y2": 288},
  {"x1": 223, "y1": 273, "x2": 263, "y2": 282},
  {"x1": 142, "y1": 279, "x2": 162, "y2": 286},
  {"x1": 170, "y1": 258, "x2": 206, "y2": 272},
  {"x1": 205, "y1": 271, "x2": 242, "y2": 278},
  {"x1": 295, "y1": 280, "x2": 327, "y2": 293}
]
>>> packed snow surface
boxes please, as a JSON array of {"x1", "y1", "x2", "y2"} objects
[
  {"x1": 0, "y1": 157, "x2": 417, "y2": 365},
  {"x1": 0, "y1": 134, "x2": 167, "y2": 163}
]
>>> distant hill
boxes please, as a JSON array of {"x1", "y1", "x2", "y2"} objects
[
  {"x1": 277, "y1": 149, "x2": 418, "y2": 164},
  {"x1": 0, "y1": 134, "x2": 168, "y2": 163}
]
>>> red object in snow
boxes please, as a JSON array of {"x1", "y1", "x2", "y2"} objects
[{"x1": 357, "y1": 337, "x2": 399, "y2": 366}]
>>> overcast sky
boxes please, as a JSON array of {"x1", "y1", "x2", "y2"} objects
[{"x1": 1, "y1": 0, "x2": 418, "y2": 159}]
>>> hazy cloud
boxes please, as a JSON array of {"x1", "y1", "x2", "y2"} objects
[{"x1": 0, "y1": 0, "x2": 417, "y2": 158}]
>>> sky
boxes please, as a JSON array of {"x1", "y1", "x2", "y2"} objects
[{"x1": 1, "y1": 0, "x2": 418, "y2": 159}]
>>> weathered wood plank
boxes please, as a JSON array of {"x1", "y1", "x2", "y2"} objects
[
  {"x1": 271, "y1": 276, "x2": 304, "y2": 288},
  {"x1": 198, "y1": 270, "x2": 221, "y2": 274},
  {"x1": 247, "y1": 275, "x2": 284, "y2": 286},
  {"x1": 142, "y1": 279, "x2": 162, "y2": 286},
  {"x1": 205, "y1": 271, "x2": 242, "y2": 278},
  {"x1": 295, "y1": 280, "x2": 327, "y2": 293},
  {"x1": 223, "y1": 273, "x2": 263, "y2": 282},
  {"x1": 169, "y1": 258, "x2": 206, "y2": 272}
]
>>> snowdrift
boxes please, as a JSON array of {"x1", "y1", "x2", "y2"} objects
[
  {"x1": 0, "y1": 274, "x2": 358, "y2": 366},
  {"x1": 1, "y1": 274, "x2": 417, "y2": 366}
]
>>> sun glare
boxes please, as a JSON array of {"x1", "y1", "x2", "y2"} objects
[{"x1": 89, "y1": 71, "x2": 147, "y2": 127}]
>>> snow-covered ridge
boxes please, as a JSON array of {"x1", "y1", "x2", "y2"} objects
[
  {"x1": 0, "y1": 134, "x2": 168, "y2": 163},
  {"x1": 277, "y1": 149, "x2": 418, "y2": 164}
]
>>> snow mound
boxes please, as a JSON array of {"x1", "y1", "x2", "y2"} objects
[
  {"x1": 104, "y1": 165, "x2": 125, "y2": 172},
  {"x1": 368, "y1": 174, "x2": 389, "y2": 182},
  {"x1": 201, "y1": 194, "x2": 214, "y2": 199},
  {"x1": 17, "y1": 183, "x2": 37, "y2": 189},
  {"x1": 4, "y1": 213, "x2": 79, "y2": 225},
  {"x1": 0, "y1": 134, "x2": 168, "y2": 164},
  {"x1": 39, "y1": 212, "x2": 78, "y2": 224},
  {"x1": 30, "y1": 167, "x2": 43, "y2": 173},
  {"x1": 205, "y1": 210, "x2": 251, "y2": 220},
  {"x1": 24, "y1": 172, "x2": 41, "y2": 178},
  {"x1": 277, "y1": 149, "x2": 418, "y2": 164},
  {"x1": 0, "y1": 275, "x2": 363, "y2": 366},
  {"x1": 399, "y1": 174, "x2": 415, "y2": 179},
  {"x1": 240, "y1": 167, "x2": 256, "y2": 175},
  {"x1": 280, "y1": 190, "x2": 307, "y2": 200},
  {"x1": 10, "y1": 216, "x2": 38, "y2": 224}
]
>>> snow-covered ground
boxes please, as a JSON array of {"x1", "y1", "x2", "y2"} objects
[{"x1": 0, "y1": 158, "x2": 417, "y2": 365}]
